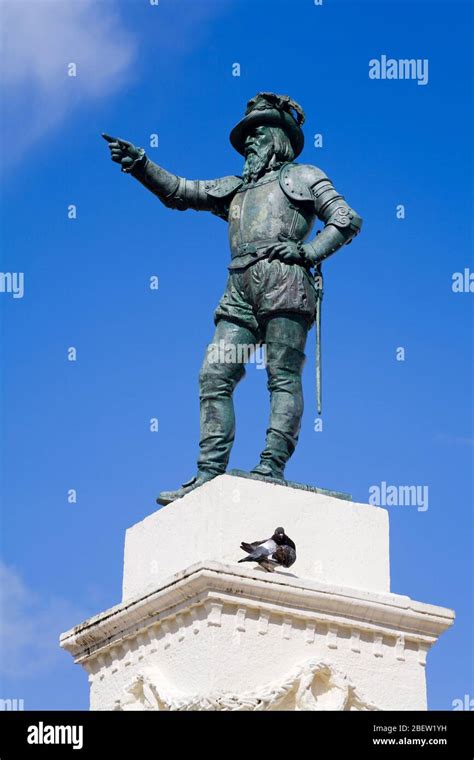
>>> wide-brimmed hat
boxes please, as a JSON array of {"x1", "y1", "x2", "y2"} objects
[{"x1": 230, "y1": 92, "x2": 305, "y2": 158}]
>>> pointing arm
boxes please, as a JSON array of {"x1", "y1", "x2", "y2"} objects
[{"x1": 102, "y1": 134, "x2": 241, "y2": 221}]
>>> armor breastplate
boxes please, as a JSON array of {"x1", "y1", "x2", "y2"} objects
[{"x1": 228, "y1": 171, "x2": 315, "y2": 268}]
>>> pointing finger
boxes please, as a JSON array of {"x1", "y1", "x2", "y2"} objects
[{"x1": 102, "y1": 133, "x2": 132, "y2": 150}]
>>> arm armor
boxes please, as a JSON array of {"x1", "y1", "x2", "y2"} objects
[
  {"x1": 130, "y1": 154, "x2": 242, "y2": 221},
  {"x1": 308, "y1": 177, "x2": 362, "y2": 263},
  {"x1": 280, "y1": 163, "x2": 362, "y2": 265},
  {"x1": 304, "y1": 177, "x2": 363, "y2": 264}
]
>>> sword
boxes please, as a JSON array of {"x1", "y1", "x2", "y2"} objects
[{"x1": 314, "y1": 263, "x2": 323, "y2": 416}]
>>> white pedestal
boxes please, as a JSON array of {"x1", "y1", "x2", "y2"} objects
[{"x1": 60, "y1": 474, "x2": 454, "y2": 711}]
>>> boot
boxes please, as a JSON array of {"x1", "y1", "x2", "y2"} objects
[
  {"x1": 157, "y1": 471, "x2": 216, "y2": 506},
  {"x1": 250, "y1": 461, "x2": 285, "y2": 480}
]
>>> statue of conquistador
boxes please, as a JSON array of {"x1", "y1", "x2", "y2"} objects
[{"x1": 103, "y1": 92, "x2": 362, "y2": 504}]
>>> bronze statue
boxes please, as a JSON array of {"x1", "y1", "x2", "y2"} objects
[{"x1": 103, "y1": 92, "x2": 362, "y2": 504}]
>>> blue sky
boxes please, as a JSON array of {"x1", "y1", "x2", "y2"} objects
[{"x1": 0, "y1": 0, "x2": 472, "y2": 710}]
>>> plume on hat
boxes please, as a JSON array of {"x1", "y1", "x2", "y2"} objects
[{"x1": 245, "y1": 92, "x2": 306, "y2": 126}]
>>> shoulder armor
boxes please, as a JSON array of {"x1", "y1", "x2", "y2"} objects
[
  {"x1": 279, "y1": 163, "x2": 328, "y2": 202},
  {"x1": 204, "y1": 175, "x2": 243, "y2": 199}
]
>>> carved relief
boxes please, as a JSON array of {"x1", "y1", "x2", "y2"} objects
[{"x1": 113, "y1": 658, "x2": 379, "y2": 712}]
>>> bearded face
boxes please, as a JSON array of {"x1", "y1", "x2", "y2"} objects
[
  {"x1": 242, "y1": 125, "x2": 295, "y2": 184},
  {"x1": 242, "y1": 126, "x2": 275, "y2": 183}
]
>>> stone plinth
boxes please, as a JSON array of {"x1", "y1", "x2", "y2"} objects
[
  {"x1": 60, "y1": 474, "x2": 454, "y2": 711},
  {"x1": 122, "y1": 473, "x2": 390, "y2": 600}
]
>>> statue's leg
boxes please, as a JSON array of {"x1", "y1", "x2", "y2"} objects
[
  {"x1": 252, "y1": 313, "x2": 308, "y2": 480},
  {"x1": 157, "y1": 318, "x2": 257, "y2": 504},
  {"x1": 197, "y1": 318, "x2": 257, "y2": 475}
]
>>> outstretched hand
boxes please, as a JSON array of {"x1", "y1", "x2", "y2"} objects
[{"x1": 102, "y1": 133, "x2": 143, "y2": 172}]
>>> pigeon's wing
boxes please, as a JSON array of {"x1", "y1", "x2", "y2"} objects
[
  {"x1": 285, "y1": 536, "x2": 296, "y2": 550},
  {"x1": 247, "y1": 545, "x2": 272, "y2": 560},
  {"x1": 240, "y1": 540, "x2": 266, "y2": 554},
  {"x1": 250, "y1": 539, "x2": 277, "y2": 559}
]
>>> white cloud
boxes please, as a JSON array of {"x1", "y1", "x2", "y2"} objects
[
  {"x1": 0, "y1": 0, "x2": 136, "y2": 161},
  {"x1": 0, "y1": 561, "x2": 86, "y2": 678}
]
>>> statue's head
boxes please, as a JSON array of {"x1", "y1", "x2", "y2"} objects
[{"x1": 230, "y1": 92, "x2": 305, "y2": 183}]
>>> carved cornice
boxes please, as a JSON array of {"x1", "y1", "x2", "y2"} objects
[{"x1": 60, "y1": 561, "x2": 454, "y2": 662}]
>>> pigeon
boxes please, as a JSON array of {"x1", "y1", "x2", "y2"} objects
[{"x1": 238, "y1": 526, "x2": 296, "y2": 572}]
